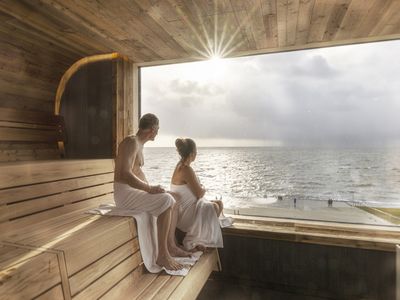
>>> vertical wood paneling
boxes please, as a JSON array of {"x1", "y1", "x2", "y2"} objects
[{"x1": 114, "y1": 58, "x2": 137, "y2": 154}]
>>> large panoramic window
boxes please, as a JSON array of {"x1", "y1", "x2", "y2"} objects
[{"x1": 141, "y1": 40, "x2": 400, "y2": 226}]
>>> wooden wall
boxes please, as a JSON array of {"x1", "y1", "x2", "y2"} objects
[
  {"x1": 0, "y1": 6, "x2": 138, "y2": 162},
  {"x1": 0, "y1": 9, "x2": 80, "y2": 162},
  {"x1": 217, "y1": 234, "x2": 396, "y2": 299},
  {"x1": 113, "y1": 58, "x2": 139, "y2": 154}
]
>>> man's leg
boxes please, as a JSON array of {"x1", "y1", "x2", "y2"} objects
[{"x1": 156, "y1": 206, "x2": 184, "y2": 270}]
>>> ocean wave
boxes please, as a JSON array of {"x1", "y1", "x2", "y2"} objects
[{"x1": 354, "y1": 183, "x2": 374, "y2": 187}]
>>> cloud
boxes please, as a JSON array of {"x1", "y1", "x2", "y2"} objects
[{"x1": 141, "y1": 40, "x2": 400, "y2": 147}]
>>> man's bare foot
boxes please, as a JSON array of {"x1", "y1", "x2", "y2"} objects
[
  {"x1": 156, "y1": 255, "x2": 184, "y2": 271},
  {"x1": 169, "y1": 246, "x2": 191, "y2": 257}
]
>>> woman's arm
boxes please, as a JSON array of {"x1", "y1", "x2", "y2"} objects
[{"x1": 182, "y1": 166, "x2": 206, "y2": 199}]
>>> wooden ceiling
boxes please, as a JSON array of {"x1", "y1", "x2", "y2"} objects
[{"x1": 1, "y1": 0, "x2": 400, "y2": 65}]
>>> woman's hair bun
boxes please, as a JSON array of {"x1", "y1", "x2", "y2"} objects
[{"x1": 175, "y1": 138, "x2": 184, "y2": 150}]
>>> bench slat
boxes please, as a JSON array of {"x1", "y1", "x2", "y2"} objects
[
  {"x1": 12, "y1": 214, "x2": 105, "y2": 246},
  {"x1": 151, "y1": 276, "x2": 183, "y2": 300},
  {"x1": 99, "y1": 265, "x2": 147, "y2": 300},
  {"x1": 73, "y1": 252, "x2": 143, "y2": 300},
  {"x1": 0, "y1": 159, "x2": 114, "y2": 189},
  {"x1": 136, "y1": 274, "x2": 172, "y2": 300},
  {"x1": 62, "y1": 217, "x2": 135, "y2": 275},
  {"x1": 70, "y1": 238, "x2": 140, "y2": 296},
  {"x1": 0, "y1": 183, "x2": 113, "y2": 221},
  {"x1": 0, "y1": 172, "x2": 114, "y2": 205},
  {"x1": 0, "y1": 247, "x2": 62, "y2": 300},
  {"x1": 0, "y1": 193, "x2": 114, "y2": 239},
  {"x1": 35, "y1": 284, "x2": 64, "y2": 300},
  {"x1": 168, "y1": 250, "x2": 219, "y2": 300}
]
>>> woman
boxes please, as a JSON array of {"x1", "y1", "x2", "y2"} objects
[{"x1": 170, "y1": 138, "x2": 223, "y2": 251}]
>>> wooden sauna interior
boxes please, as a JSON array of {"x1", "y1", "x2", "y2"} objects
[{"x1": 1, "y1": 1, "x2": 400, "y2": 299}]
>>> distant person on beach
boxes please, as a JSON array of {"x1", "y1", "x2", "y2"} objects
[
  {"x1": 113, "y1": 113, "x2": 189, "y2": 271},
  {"x1": 170, "y1": 138, "x2": 223, "y2": 251}
]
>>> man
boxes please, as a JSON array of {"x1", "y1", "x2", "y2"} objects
[{"x1": 114, "y1": 113, "x2": 187, "y2": 271}]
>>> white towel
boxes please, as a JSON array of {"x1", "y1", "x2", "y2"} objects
[{"x1": 86, "y1": 203, "x2": 202, "y2": 276}]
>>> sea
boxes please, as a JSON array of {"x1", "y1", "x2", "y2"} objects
[{"x1": 142, "y1": 147, "x2": 400, "y2": 209}]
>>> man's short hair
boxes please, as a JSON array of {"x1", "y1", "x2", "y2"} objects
[{"x1": 139, "y1": 113, "x2": 159, "y2": 130}]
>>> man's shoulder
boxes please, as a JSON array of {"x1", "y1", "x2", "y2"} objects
[
  {"x1": 121, "y1": 135, "x2": 137, "y2": 145},
  {"x1": 119, "y1": 135, "x2": 139, "y2": 150}
]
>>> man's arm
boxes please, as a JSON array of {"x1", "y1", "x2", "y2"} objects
[
  {"x1": 118, "y1": 138, "x2": 151, "y2": 192},
  {"x1": 117, "y1": 138, "x2": 164, "y2": 194}
]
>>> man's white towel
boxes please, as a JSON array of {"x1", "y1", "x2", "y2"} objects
[{"x1": 86, "y1": 203, "x2": 202, "y2": 276}]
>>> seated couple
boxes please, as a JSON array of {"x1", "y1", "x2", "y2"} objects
[{"x1": 113, "y1": 113, "x2": 223, "y2": 271}]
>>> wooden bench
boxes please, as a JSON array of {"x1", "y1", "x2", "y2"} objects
[{"x1": 0, "y1": 159, "x2": 220, "y2": 299}]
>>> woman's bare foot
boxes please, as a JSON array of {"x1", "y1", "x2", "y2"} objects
[
  {"x1": 169, "y1": 245, "x2": 191, "y2": 257},
  {"x1": 156, "y1": 254, "x2": 184, "y2": 271},
  {"x1": 194, "y1": 244, "x2": 206, "y2": 252}
]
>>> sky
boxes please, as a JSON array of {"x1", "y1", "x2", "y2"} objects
[{"x1": 141, "y1": 40, "x2": 400, "y2": 147}]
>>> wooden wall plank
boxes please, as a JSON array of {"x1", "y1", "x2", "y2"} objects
[
  {"x1": 0, "y1": 127, "x2": 63, "y2": 143},
  {"x1": 0, "y1": 172, "x2": 113, "y2": 205},
  {"x1": 0, "y1": 159, "x2": 114, "y2": 189},
  {"x1": 0, "y1": 183, "x2": 113, "y2": 222},
  {"x1": 0, "y1": 107, "x2": 62, "y2": 125}
]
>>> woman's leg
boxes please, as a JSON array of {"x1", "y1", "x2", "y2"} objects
[
  {"x1": 167, "y1": 196, "x2": 191, "y2": 257},
  {"x1": 156, "y1": 207, "x2": 184, "y2": 270},
  {"x1": 211, "y1": 200, "x2": 223, "y2": 216}
]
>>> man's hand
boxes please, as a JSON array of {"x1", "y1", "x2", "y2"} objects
[{"x1": 148, "y1": 185, "x2": 165, "y2": 194}]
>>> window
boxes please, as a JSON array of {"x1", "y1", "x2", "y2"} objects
[{"x1": 141, "y1": 40, "x2": 400, "y2": 226}]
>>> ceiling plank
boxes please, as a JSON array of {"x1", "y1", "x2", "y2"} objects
[
  {"x1": 334, "y1": 0, "x2": 376, "y2": 41},
  {"x1": 286, "y1": 0, "x2": 300, "y2": 46},
  {"x1": 261, "y1": 0, "x2": 278, "y2": 48},
  {"x1": 307, "y1": 0, "x2": 336, "y2": 43}
]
